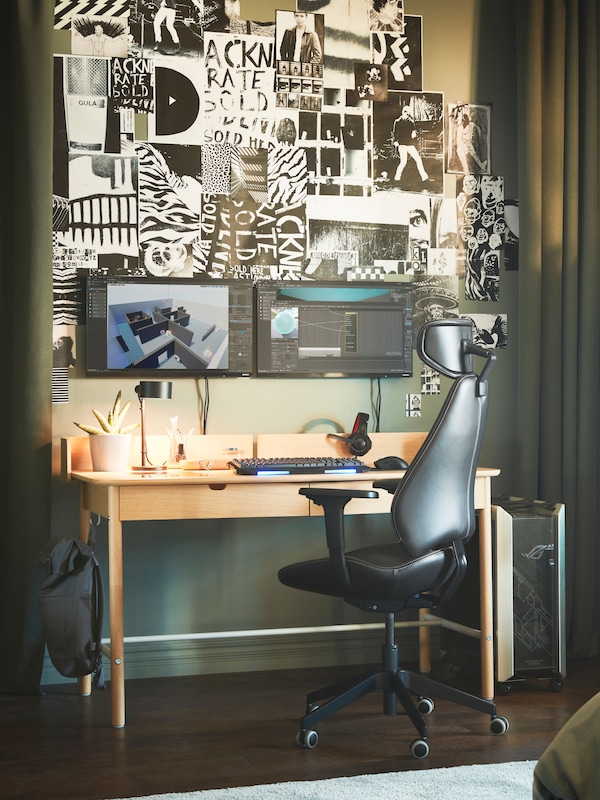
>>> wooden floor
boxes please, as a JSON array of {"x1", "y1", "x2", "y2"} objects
[{"x1": 2, "y1": 657, "x2": 598, "y2": 800}]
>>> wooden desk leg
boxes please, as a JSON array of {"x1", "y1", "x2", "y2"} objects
[
  {"x1": 78, "y1": 497, "x2": 92, "y2": 698},
  {"x1": 478, "y1": 482, "x2": 495, "y2": 701},
  {"x1": 107, "y1": 486, "x2": 126, "y2": 728}
]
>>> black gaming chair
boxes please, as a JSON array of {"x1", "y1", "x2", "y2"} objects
[{"x1": 277, "y1": 318, "x2": 508, "y2": 758}]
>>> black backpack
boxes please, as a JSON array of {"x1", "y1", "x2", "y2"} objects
[{"x1": 38, "y1": 534, "x2": 105, "y2": 688}]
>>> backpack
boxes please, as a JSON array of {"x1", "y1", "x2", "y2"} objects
[{"x1": 38, "y1": 534, "x2": 105, "y2": 688}]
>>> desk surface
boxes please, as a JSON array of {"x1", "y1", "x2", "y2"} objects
[
  {"x1": 62, "y1": 431, "x2": 430, "y2": 476},
  {"x1": 63, "y1": 430, "x2": 500, "y2": 488}
]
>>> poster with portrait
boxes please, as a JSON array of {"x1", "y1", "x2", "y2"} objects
[
  {"x1": 446, "y1": 102, "x2": 491, "y2": 175},
  {"x1": 369, "y1": 0, "x2": 404, "y2": 32},
  {"x1": 373, "y1": 89, "x2": 444, "y2": 195},
  {"x1": 71, "y1": 15, "x2": 128, "y2": 57}
]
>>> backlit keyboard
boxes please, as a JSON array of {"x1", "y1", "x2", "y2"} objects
[{"x1": 229, "y1": 456, "x2": 371, "y2": 476}]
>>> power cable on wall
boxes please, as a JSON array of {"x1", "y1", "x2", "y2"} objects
[
  {"x1": 196, "y1": 377, "x2": 210, "y2": 434},
  {"x1": 370, "y1": 378, "x2": 381, "y2": 432}
]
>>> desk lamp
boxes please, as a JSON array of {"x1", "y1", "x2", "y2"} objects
[{"x1": 132, "y1": 380, "x2": 173, "y2": 473}]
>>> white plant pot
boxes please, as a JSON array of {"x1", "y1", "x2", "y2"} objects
[{"x1": 89, "y1": 433, "x2": 132, "y2": 472}]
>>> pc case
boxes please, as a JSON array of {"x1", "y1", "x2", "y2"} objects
[{"x1": 439, "y1": 496, "x2": 566, "y2": 692}]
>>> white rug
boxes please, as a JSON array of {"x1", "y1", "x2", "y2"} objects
[{"x1": 107, "y1": 760, "x2": 537, "y2": 800}]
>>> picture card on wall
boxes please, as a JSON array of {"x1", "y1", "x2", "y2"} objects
[
  {"x1": 354, "y1": 62, "x2": 388, "y2": 101},
  {"x1": 461, "y1": 313, "x2": 508, "y2": 349}
]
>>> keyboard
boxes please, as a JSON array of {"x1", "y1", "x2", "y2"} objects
[{"x1": 229, "y1": 456, "x2": 371, "y2": 476}]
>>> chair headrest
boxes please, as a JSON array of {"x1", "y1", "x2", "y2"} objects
[
  {"x1": 417, "y1": 319, "x2": 474, "y2": 378},
  {"x1": 417, "y1": 318, "x2": 497, "y2": 392}
]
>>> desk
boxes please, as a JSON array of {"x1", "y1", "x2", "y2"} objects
[{"x1": 62, "y1": 433, "x2": 500, "y2": 728}]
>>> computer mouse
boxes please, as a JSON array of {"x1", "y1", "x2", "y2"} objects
[{"x1": 374, "y1": 455, "x2": 409, "y2": 471}]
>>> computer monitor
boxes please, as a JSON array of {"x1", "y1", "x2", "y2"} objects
[
  {"x1": 255, "y1": 280, "x2": 413, "y2": 377},
  {"x1": 85, "y1": 276, "x2": 254, "y2": 376}
]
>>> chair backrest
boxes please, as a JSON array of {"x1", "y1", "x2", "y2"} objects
[{"x1": 390, "y1": 319, "x2": 495, "y2": 557}]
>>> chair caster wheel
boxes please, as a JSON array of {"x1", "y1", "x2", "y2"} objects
[
  {"x1": 296, "y1": 728, "x2": 319, "y2": 749},
  {"x1": 410, "y1": 738, "x2": 429, "y2": 758},
  {"x1": 490, "y1": 715, "x2": 509, "y2": 735},
  {"x1": 417, "y1": 696, "x2": 434, "y2": 715}
]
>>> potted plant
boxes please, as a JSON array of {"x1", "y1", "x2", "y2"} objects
[{"x1": 74, "y1": 391, "x2": 139, "y2": 471}]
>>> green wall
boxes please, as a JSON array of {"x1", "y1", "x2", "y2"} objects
[{"x1": 49, "y1": 0, "x2": 518, "y2": 683}]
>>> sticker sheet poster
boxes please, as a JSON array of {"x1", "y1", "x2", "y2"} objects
[
  {"x1": 457, "y1": 174, "x2": 504, "y2": 302},
  {"x1": 203, "y1": 32, "x2": 278, "y2": 147}
]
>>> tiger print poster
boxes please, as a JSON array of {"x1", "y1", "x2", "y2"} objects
[{"x1": 137, "y1": 142, "x2": 201, "y2": 277}]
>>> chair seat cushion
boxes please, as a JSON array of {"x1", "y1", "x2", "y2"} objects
[{"x1": 278, "y1": 543, "x2": 455, "y2": 603}]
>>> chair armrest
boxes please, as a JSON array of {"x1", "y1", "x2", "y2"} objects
[
  {"x1": 372, "y1": 479, "x2": 401, "y2": 494},
  {"x1": 299, "y1": 487, "x2": 379, "y2": 592},
  {"x1": 299, "y1": 487, "x2": 379, "y2": 503}
]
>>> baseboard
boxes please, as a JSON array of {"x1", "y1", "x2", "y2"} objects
[{"x1": 41, "y1": 625, "x2": 437, "y2": 686}]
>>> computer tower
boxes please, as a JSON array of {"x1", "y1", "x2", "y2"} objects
[{"x1": 439, "y1": 497, "x2": 566, "y2": 692}]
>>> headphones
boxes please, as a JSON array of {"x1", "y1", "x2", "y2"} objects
[{"x1": 328, "y1": 412, "x2": 372, "y2": 457}]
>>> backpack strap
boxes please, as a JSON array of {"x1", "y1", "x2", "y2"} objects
[{"x1": 88, "y1": 524, "x2": 106, "y2": 690}]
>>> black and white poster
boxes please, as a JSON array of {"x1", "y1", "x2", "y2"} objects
[
  {"x1": 147, "y1": 59, "x2": 203, "y2": 144},
  {"x1": 202, "y1": 32, "x2": 277, "y2": 147},
  {"x1": 371, "y1": 15, "x2": 423, "y2": 92},
  {"x1": 299, "y1": 0, "x2": 371, "y2": 90},
  {"x1": 111, "y1": 57, "x2": 154, "y2": 113},
  {"x1": 461, "y1": 313, "x2": 508, "y2": 349},
  {"x1": 137, "y1": 141, "x2": 201, "y2": 276},
  {"x1": 373, "y1": 90, "x2": 444, "y2": 194},
  {"x1": 71, "y1": 15, "x2": 128, "y2": 57},
  {"x1": 200, "y1": 197, "x2": 307, "y2": 280},
  {"x1": 447, "y1": 102, "x2": 491, "y2": 175},
  {"x1": 456, "y1": 174, "x2": 504, "y2": 301}
]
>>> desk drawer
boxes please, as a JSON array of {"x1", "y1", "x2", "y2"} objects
[
  {"x1": 117, "y1": 483, "x2": 309, "y2": 520},
  {"x1": 307, "y1": 481, "x2": 393, "y2": 516}
]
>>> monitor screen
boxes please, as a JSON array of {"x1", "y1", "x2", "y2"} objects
[
  {"x1": 255, "y1": 281, "x2": 413, "y2": 377},
  {"x1": 85, "y1": 276, "x2": 254, "y2": 376}
]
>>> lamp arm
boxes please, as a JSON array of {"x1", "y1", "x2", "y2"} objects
[{"x1": 138, "y1": 396, "x2": 148, "y2": 467}]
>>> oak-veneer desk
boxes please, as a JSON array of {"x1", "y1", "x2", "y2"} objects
[{"x1": 61, "y1": 432, "x2": 500, "y2": 728}]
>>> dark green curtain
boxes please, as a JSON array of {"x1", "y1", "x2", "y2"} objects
[
  {"x1": 0, "y1": 2, "x2": 53, "y2": 692},
  {"x1": 515, "y1": 1, "x2": 600, "y2": 657}
]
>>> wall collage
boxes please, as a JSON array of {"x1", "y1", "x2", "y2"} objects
[{"x1": 52, "y1": 0, "x2": 517, "y2": 406}]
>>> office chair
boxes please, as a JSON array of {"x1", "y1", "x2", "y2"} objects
[{"x1": 278, "y1": 318, "x2": 508, "y2": 758}]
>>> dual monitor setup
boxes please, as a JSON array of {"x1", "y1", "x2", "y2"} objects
[{"x1": 85, "y1": 276, "x2": 414, "y2": 379}]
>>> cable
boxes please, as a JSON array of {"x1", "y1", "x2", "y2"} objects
[
  {"x1": 196, "y1": 377, "x2": 210, "y2": 434},
  {"x1": 370, "y1": 378, "x2": 381, "y2": 432},
  {"x1": 203, "y1": 377, "x2": 209, "y2": 433}
]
